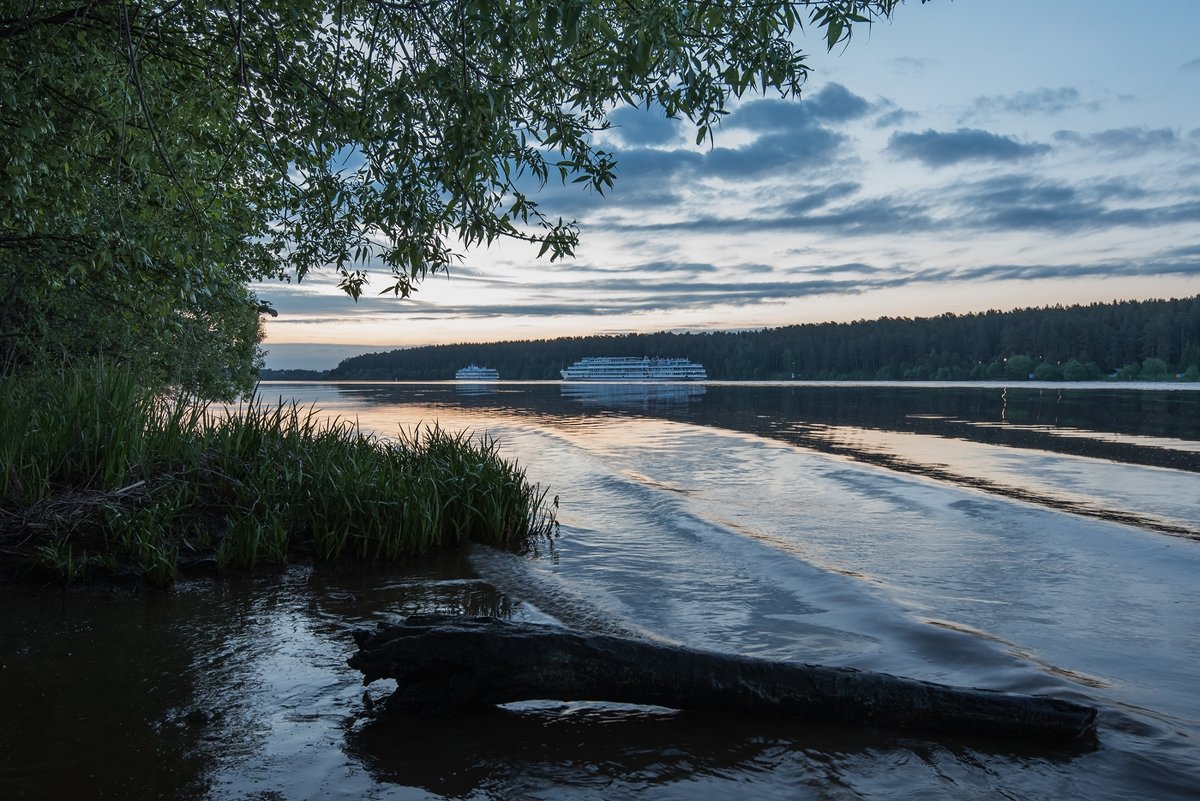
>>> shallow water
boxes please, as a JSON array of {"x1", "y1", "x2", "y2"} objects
[{"x1": 2, "y1": 381, "x2": 1198, "y2": 800}]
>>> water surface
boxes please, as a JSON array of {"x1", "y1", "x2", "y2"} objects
[{"x1": 3, "y1": 381, "x2": 1197, "y2": 800}]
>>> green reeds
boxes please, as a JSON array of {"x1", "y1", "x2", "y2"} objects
[{"x1": 0, "y1": 363, "x2": 557, "y2": 585}]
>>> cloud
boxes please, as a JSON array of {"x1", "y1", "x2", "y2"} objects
[
  {"x1": 1160, "y1": 243, "x2": 1200, "y2": 259},
  {"x1": 509, "y1": 87, "x2": 872, "y2": 221},
  {"x1": 259, "y1": 222, "x2": 1200, "y2": 337},
  {"x1": 803, "y1": 83, "x2": 872, "y2": 122},
  {"x1": 889, "y1": 56, "x2": 932, "y2": 74},
  {"x1": 1053, "y1": 127, "x2": 1178, "y2": 156},
  {"x1": 737, "y1": 262, "x2": 779, "y2": 274},
  {"x1": 725, "y1": 83, "x2": 871, "y2": 132},
  {"x1": 776, "y1": 182, "x2": 861, "y2": 215},
  {"x1": 966, "y1": 87, "x2": 1084, "y2": 118},
  {"x1": 950, "y1": 174, "x2": 1200, "y2": 234},
  {"x1": 1086, "y1": 178, "x2": 1151, "y2": 202},
  {"x1": 617, "y1": 260, "x2": 720, "y2": 275},
  {"x1": 929, "y1": 257, "x2": 1200, "y2": 284},
  {"x1": 607, "y1": 193, "x2": 934, "y2": 237},
  {"x1": 267, "y1": 253, "x2": 1200, "y2": 328},
  {"x1": 1181, "y1": 56, "x2": 1200, "y2": 73},
  {"x1": 607, "y1": 106, "x2": 684, "y2": 147},
  {"x1": 874, "y1": 106, "x2": 917, "y2": 129},
  {"x1": 520, "y1": 147, "x2": 698, "y2": 216},
  {"x1": 887, "y1": 128, "x2": 1051, "y2": 167},
  {"x1": 562, "y1": 123, "x2": 849, "y2": 211},
  {"x1": 801, "y1": 262, "x2": 887, "y2": 275},
  {"x1": 1090, "y1": 127, "x2": 1177, "y2": 151},
  {"x1": 705, "y1": 131, "x2": 845, "y2": 177}
]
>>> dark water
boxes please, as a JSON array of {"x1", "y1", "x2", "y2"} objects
[{"x1": 3, "y1": 381, "x2": 1198, "y2": 800}]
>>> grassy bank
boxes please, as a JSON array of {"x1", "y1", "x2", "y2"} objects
[{"x1": 0, "y1": 363, "x2": 557, "y2": 586}]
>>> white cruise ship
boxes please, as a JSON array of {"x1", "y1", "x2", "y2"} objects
[
  {"x1": 454, "y1": 364, "x2": 500, "y2": 381},
  {"x1": 560, "y1": 356, "x2": 707, "y2": 382}
]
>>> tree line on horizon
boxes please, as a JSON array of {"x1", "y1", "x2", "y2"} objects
[{"x1": 262, "y1": 296, "x2": 1200, "y2": 383}]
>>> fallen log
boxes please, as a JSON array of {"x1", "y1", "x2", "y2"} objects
[{"x1": 349, "y1": 615, "x2": 1098, "y2": 742}]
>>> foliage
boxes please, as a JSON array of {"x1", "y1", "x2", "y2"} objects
[
  {"x1": 1005, "y1": 355, "x2": 1034, "y2": 381},
  {"x1": 317, "y1": 295, "x2": 1200, "y2": 382},
  {"x1": 1, "y1": 264, "x2": 265, "y2": 401},
  {"x1": 2, "y1": 1, "x2": 909, "y2": 395},
  {"x1": 1062, "y1": 359, "x2": 1100, "y2": 382},
  {"x1": 1032, "y1": 362, "x2": 1062, "y2": 381},
  {"x1": 0, "y1": 362, "x2": 557, "y2": 585},
  {"x1": 1139, "y1": 357, "x2": 1169, "y2": 381}
]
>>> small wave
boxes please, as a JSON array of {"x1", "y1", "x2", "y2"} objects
[{"x1": 465, "y1": 544, "x2": 679, "y2": 645}]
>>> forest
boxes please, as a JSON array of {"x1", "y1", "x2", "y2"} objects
[{"x1": 287, "y1": 296, "x2": 1200, "y2": 382}]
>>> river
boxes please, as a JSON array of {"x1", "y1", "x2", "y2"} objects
[{"x1": 2, "y1": 381, "x2": 1198, "y2": 800}]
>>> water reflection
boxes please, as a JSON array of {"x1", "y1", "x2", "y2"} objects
[
  {"x1": 345, "y1": 702, "x2": 1098, "y2": 801},
  {"x1": 272, "y1": 381, "x2": 1200, "y2": 472},
  {"x1": 276, "y1": 381, "x2": 1200, "y2": 537},
  {"x1": 454, "y1": 381, "x2": 500, "y2": 397},
  {"x1": 0, "y1": 558, "x2": 519, "y2": 801},
  {"x1": 561, "y1": 382, "x2": 706, "y2": 411},
  {"x1": 0, "y1": 586, "x2": 212, "y2": 799}
]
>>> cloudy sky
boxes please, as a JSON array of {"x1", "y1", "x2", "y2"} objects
[{"x1": 260, "y1": 0, "x2": 1200, "y2": 370}]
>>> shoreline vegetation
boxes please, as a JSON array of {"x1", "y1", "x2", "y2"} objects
[
  {"x1": 277, "y1": 296, "x2": 1200, "y2": 383},
  {"x1": 0, "y1": 363, "x2": 558, "y2": 588}
]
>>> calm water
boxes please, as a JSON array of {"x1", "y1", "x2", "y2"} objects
[{"x1": 3, "y1": 381, "x2": 1198, "y2": 800}]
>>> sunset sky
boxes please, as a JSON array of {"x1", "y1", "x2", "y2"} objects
[{"x1": 259, "y1": 0, "x2": 1200, "y2": 370}]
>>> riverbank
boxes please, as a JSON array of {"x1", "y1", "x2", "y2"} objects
[{"x1": 0, "y1": 365, "x2": 556, "y2": 586}]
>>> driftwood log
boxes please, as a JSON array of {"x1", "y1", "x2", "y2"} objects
[{"x1": 349, "y1": 615, "x2": 1098, "y2": 742}]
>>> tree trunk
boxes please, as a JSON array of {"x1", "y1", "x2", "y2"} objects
[{"x1": 349, "y1": 615, "x2": 1097, "y2": 742}]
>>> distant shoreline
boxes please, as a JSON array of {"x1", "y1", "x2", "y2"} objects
[{"x1": 257, "y1": 375, "x2": 1200, "y2": 391}]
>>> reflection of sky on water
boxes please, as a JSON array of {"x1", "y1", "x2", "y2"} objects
[
  {"x1": 799, "y1": 423, "x2": 1199, "y2": 537},
  {"x1": 284, "y1": 389, "x2": 1200, "y2": 699}
]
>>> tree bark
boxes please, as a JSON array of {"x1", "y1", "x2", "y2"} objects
[{"x1": 349, "y1": 615, "x2": 1098, "y2": 742}]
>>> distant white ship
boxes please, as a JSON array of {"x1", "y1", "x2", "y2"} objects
[
  {"x1": 454, "y1": 364, "x2": 500, "y2": 381},
  {"x1": 560, "y1": 356, "x2": 707, "y2": 382}
]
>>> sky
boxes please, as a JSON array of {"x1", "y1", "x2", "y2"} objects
[{"x1": 259, "y1": 0, "x2": 1200, "y2": 370}]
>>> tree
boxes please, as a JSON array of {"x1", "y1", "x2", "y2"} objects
[
  {"x1": 2, "y1": 0, "x2": 911, "y2": 396},
  {"x1": 1033, "y1": 362, "x2": 1063, "y2": 381},
  {"x1": 1005, "y1": 355, "x2": 1033, "y2": 380},
  {"x1": 0, "y1": 264, "x2": 264, "y2": 399},
  {"x1": 1140, "y1": 357, "x2": 1169, "y2": 380},
  {"x1": 1062, "y1": 358, "x2": 1096, "y2": 382},
  {"x1": 1116, "y1": 361, "x2": 1142, "y2": 381}
]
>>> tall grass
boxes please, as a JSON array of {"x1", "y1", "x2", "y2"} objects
[{"x1": 0, "y1": 363, "x2": 557, "y2": 586}]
